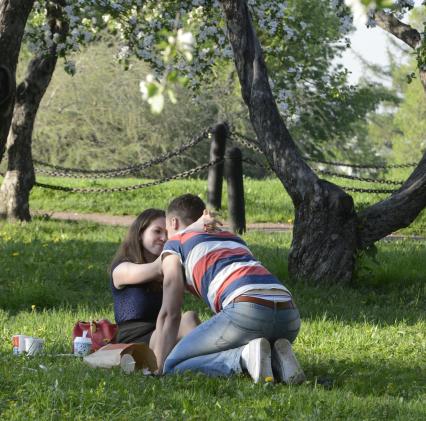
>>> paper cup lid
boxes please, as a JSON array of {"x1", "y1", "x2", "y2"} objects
[{"x1": 74, "y1": 336, "x2": 92, "y2": 344}]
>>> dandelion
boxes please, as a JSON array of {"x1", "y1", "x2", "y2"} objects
[
  {"x1": 265, "y1": 376, "x2": 274, "y2": 383},
  {"x1": 31, "y1": 304, "x2": 36, "y2": 312}
]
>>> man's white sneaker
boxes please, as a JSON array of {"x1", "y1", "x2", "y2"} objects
[
  {"x1": 272, "y1": 338, "x2": 305, "y2": 385},
  {"x1": 241, "y1": 338, "x2": 274, "y2": 383}
]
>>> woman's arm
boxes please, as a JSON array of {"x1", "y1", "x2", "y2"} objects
[{"x1": 112, "y1": 256, "x2": 162, "y2": 289}]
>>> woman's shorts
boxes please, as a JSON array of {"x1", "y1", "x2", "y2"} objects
[{"x1": 117, "y1": 320, "x2": 156, "y2": 345}]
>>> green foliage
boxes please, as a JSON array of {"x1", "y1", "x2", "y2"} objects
[
  {"x1": 0, "y1": 221, "x2": 425, "y2": 419},
  {"x1": 29, "y1": 38, "x2": 225, "y2": 179},
  {"x1": 366, "y1": 62, "x2": 426, "y2": 165},
  {"x1": 259, "y1": 0, "x2": 397, "y2": 161}
]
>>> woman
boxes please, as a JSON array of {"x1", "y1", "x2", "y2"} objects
[{"x1": 110, "y1": 208, "x2": 201, "y2": 348}]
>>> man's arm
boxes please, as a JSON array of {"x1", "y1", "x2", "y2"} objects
[{"x1": 153, "y1": 254, "x2": 185, "y2": 374}]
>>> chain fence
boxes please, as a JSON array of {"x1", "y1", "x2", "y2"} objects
[
  {"x1": 241, "y1": 158, "x2": 401, "y2": 194},
  {"x1": 1, "y1": 126, "x2": 419, "y2": 195},
  {"x1": 34, "y1": 158, "x2": 223, "y2": 194},
  {"x1": 231, "y1": 131, "x2": 418, "y2": 169},
  {"x1": 33, "y1": 127, "x2": 212, "y2": 177}
]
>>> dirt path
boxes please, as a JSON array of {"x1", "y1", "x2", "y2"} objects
[
  {"x1": 32, "y1": 210, "x2": 426, "y2": 240},
  {"x1": 32, "y1": 210, "x2": 293, "y2": 231}
]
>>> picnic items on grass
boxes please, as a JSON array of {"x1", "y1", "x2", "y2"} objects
[
  {"x1": 83, "y1": 343, "x2": 157, "y2": 374},
  {"x1": 72, "y1": 319, "x2": 117, "y2": 352}
]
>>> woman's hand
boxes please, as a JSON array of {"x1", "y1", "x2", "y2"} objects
[{"x1": 189, "y1": 209, "x2": 223, "y2": 232}]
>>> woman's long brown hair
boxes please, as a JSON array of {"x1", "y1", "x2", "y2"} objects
[{"x1": 109, "y1": 208, "x2": 165, "y2": 275}]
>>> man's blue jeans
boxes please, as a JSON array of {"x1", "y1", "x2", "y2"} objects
[{"x1": 163, "y1": 302, "x2": 301, "y2": 377}]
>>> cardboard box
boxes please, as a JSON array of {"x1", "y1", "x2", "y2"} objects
[{"x1": 83, "y1": 343, "x2": 157, "y2": 373}]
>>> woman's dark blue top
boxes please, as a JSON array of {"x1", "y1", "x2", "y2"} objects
[{"x1": 111, "y1": 261, "x2": 163, "y2": 325}]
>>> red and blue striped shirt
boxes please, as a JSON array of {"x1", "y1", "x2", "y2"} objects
[{"x1": 161, "y1": 228, "x2": 291, "y2": 313}]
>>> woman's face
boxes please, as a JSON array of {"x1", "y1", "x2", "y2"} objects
[{"x1": 141, "y1": 217, "x2": 167, "y2": 261}]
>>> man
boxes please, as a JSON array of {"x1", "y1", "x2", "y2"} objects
[{"x1": 153, "y1": 194, "x2": 305, "y2": 383}]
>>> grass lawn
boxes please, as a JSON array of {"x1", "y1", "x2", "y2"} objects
[
  {"x1": 0, "y1": 220, "x2": 425, "y2": 420},
  {"x1": 24, "y1": 175, "x2": 426, "y2": 235}
]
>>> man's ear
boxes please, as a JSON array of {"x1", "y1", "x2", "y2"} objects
[{"x1": 171, "y1": 216, "x2": 179, "y2": 230}]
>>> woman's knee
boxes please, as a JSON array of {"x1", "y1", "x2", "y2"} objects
[{"x1": 182, "y1": 311, "x2": 201, "y2": 327}]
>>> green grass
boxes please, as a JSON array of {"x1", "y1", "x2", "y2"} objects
[
  {"x1": 21, "y1": 174, "x2": 426, "y2": 235},
  {"x1": 0, "y1": 220, "x2": 425, "y2": 420}
]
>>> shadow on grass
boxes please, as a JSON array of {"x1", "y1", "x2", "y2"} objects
[
  {"x1": 0, "y1": 237, "x2": 117, "y2": 314},
  {"x1": 1, "y1": 233, "x2": 425, "y2": 325},
  {"x1": 248, "y1": 242, "x2": 426, "y2": 326},
  {"x1": 304, "y1": 356, "x2": 425, "y2": 400}
]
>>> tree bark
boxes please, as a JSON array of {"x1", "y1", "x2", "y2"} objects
[
  {"x1": 358, "y1": 151, "x2": 426, "y2": 247},
  {"x1": 374, "y1": 10, "x2": 426, "y2": 93},
  {"x1": 0, "y1": 0, "x2": 35, "y2": 163},
  {"x1": 0, "y1": 1, "x2": 66, "y2": 221},
  {"x1": 220, "y1": 0, "x2": 359, "y2": 283}
]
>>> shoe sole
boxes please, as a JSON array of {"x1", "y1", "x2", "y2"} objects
[
  {"x1": 247, "y1": 338, "x2": 274, "y2": 383},
  {"x1": 272, "y1": 338, "x2": 305, "y2": 385}
]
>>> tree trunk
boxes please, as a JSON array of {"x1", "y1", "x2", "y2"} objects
[
  {"x1": 0, "y1": 1, "x2": 66, "y2": 220},
  {"x1": 0, "y1": 0, "x2": 35, "y2": 163},
  {"x1": 0, "y1": 53, "x2": 58, "y2": 220},
  {"x1": 220, "y1": 0, "x2": 359, "y2": 283},
  {"x1": 358, "y1": 152, "x2": 426, "y2": 247},
  {"x1": 220, "y1": 0, "x2": 426, "y2": 283}
]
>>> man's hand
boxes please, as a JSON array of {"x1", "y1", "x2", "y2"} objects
[{"x1": 153, "y1": 254, "x2": 185, "y2": 373}]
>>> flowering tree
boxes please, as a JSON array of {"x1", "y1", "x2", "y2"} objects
[
  {"x1": 1, "y1": 0, "x2": 389, "y2": 221},
  {"x1": 129, "y1": 0, "x2": 390, "y2": 159}
]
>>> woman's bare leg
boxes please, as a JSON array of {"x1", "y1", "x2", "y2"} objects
[
  {"x1": 149, "y1": 311, "x2": 201, "y2": 349},
  {"x1": 178, "y1": 311, "x2": 201, "y2": 340}
]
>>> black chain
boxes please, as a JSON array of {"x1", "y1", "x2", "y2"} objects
[
  {"x1": 317, "y1": 170, "x2": 404, "y2": 186},
  {"x1": 34, "y1": 158, "x2": 223, "y2": 193},
  {"x1": 34, "y1": 167, "x2": 138, "y2": 179},
  {"x1": 342, "y1": 187, "x2": 397, "y2": 194},
  {"x1": 33, "y1": 127, "x2": 212, "y2": 177},
  {"x1": 307, "y1": 158, "x2": 416, "y2": 169},
  {"x1": 231, "y1": 132, "x2": 263, "y2": 154},
  {"x1": 232, "y1": 131, "x2": 417, "y2": 169}
]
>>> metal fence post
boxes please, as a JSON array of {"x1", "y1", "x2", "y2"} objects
[
  {"x1": 207, "y1": 123, "x2": 228, "y2": 210},
  {"x1": 225, "y1": 147, "x2": 246, "y2": 234}
]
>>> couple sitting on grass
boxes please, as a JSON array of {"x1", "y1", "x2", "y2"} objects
[{"x1": 110, "y1": 194, "x2": 305, "y2": 384}]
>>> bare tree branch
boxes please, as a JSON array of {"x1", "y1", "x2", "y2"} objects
[{"x1": 374, "y1": 10, "x2": 421, "y2": 49}]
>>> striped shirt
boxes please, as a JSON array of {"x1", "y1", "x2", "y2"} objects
[{"x1": 161, "y1": 228, "x2": 291, "y2": 313}]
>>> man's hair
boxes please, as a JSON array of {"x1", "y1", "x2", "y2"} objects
[{"x1": 167, "y1": 194, "x2": 205, "y2": 225}]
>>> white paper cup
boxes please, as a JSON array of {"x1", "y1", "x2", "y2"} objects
[
  {"x1": 120, "y1": 354, "x2": 136, "y2": 374},
  {"x1": 73, "y1": 336, "x2": 92, "y2": 356},
  {"x1": 24, "y1": 337, "x2": 45, "y2": 356}
]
